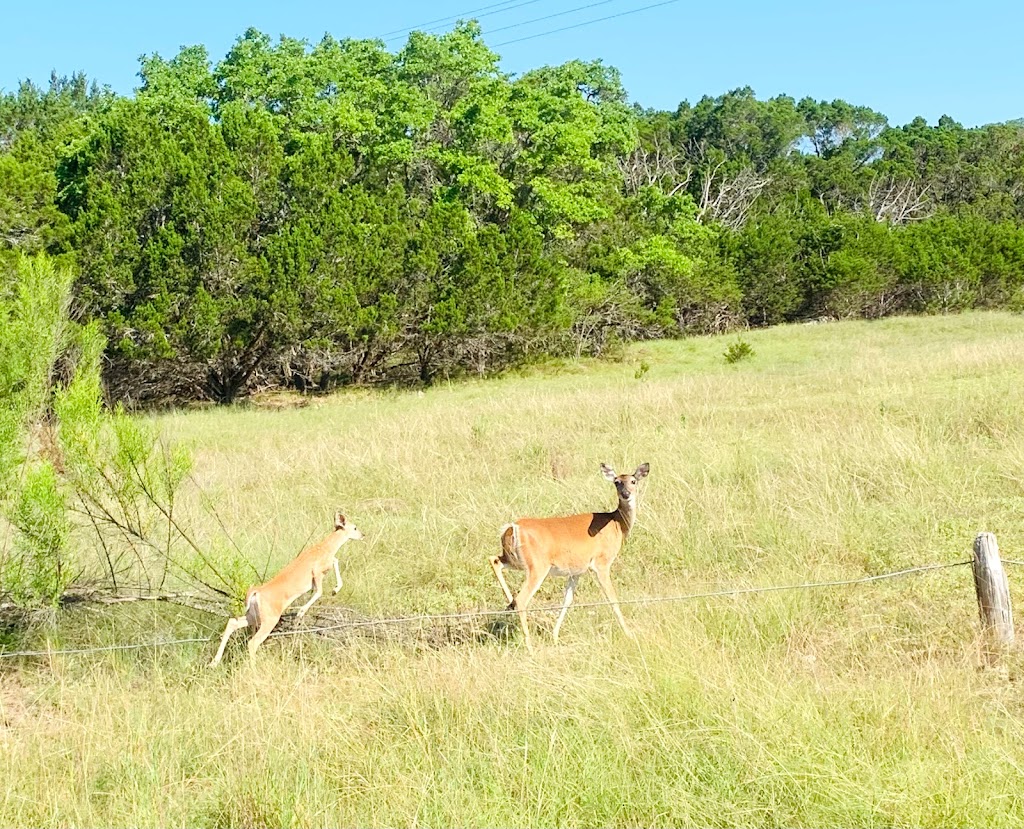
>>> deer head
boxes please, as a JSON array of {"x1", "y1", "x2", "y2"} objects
[{"x1": 600, "y1": 462, "x2": 650, "y2": 505}]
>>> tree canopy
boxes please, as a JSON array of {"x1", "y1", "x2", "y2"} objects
[{"x1": 3, "y1": 22, "x2": 1023, "y2": 403}]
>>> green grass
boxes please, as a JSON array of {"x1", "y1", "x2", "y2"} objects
[{"x1": 3, "y1": 311, "x2": 1024, "y2": 826}]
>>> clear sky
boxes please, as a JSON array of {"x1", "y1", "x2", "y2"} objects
[{"x1": 1, "y1": 0, "x2": 1021, "y2": 128}]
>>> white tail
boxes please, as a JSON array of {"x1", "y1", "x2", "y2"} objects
[
  {"x1": 490, "y1": 462, "x2": 649, "y2": 652},
  {"x1": 209, "y1": 512, "x2": 364, "y2": 666},
  {"x1": 245, "y1": 590, "x2": 261, "y2": 630}
]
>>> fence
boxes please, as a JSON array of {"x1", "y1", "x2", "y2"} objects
[{"x1": 0, "y1": 532, "x2": 1017, "y2": 661}]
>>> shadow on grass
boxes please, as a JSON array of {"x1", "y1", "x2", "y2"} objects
[
  {"x1": 0, "y1": 592, "x2": 537, "y2": 666},
  {"x1": 283, "y1": 603, "x2": 524, "y2": 651}
]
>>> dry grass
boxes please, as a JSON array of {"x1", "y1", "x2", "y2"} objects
[{"x1": 3, "y1": 311, "x2": 1024, "y2": 826}]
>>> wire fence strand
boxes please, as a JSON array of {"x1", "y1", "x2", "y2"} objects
[
  {"x1": 0, "y1": 637, "x2": 212, "y2": 659},
  {"x1": 0, "y1": 559, "x2": 974, "y2": 660},
  {"x1": 274, "y1": 560, "x2": 973, "y2": 638}
]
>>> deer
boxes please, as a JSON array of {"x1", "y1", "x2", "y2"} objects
[
  {"x1": 490, "y1": 462, "x2": 649, "y2": 652},
  {"x1": 209, "y1": 512, "x2": 364, "y2": 666}
]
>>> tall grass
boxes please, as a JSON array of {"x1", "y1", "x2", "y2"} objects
[{"x1": 2, "y1": 311, "x2": 1024, "y2": 826}]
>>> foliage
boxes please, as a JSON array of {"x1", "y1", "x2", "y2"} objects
[
  {"x1": 0, "y1": 73, "x2": 112, "y2": 270},
  {"x1": 1, "y1": 25, "x2": 1023, "y2": 404},
  {"x1": 723, "y1": 338, "x2": 754, "y2": 363},
  {"x1": 0, "y1": 254, "x2": 76, "y2": 602},
  {"x1": 0, "y1": 254, "x2": 192, "y2": 606}
]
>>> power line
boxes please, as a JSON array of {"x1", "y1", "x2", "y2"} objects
[
  {"x1": 494, "y1": 0, "x2": 683, "y2": 47},
  {"x1": 0, "y1": 560, "x2": 971, "y2": 660},
  {"x1": 380, "y1": 0, "x2": 546, "y2": 42},
  {"x1": 482, "y1": 0, "x2": 620, "y2": 38}
]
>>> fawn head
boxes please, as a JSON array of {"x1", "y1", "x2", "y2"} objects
[
  {"x1": 334, "y1": 512, "x2": 365, "y2": 541},
  {"x1": 600, "y1": 462, "x2": 650, "y2": 504}
]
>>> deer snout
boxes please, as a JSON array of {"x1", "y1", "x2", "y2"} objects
[{"x1": 350, "y1": 526, "x2": 365, "y2": 541}]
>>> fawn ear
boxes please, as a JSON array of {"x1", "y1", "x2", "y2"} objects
[
  {"x1": 600, "y1": 463, "x2": 617, "y2": 481},
  {"x1": 634, "y1": 463, "x2": 650, "y2": 480},
  {"x1": 334, "y1": 512, "x2": 346, "y2": 530}
]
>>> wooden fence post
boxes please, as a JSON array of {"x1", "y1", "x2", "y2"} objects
[{"x1": 972, "y1": 532, "x2": 1014, "y2": 649}]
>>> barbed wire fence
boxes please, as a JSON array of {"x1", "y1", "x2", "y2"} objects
[{"x1": 2, "y1": 552, "x2": 1011, "y2": 661}]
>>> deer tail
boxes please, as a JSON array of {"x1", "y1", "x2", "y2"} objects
[
  {"x1": 499, "y1": 522, "x2": 524, "y2": 569},
  {"x1": 245, "y1": 587, "x2": 262, "y2": 630}
]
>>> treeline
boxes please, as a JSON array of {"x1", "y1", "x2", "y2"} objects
[{"x1": 2, "y1": 22, "x2": 1023, "y2": 404}]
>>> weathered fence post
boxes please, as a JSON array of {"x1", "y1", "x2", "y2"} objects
[{"x1": 972, "y1": 532, "x2": 1014, "y2": 650}]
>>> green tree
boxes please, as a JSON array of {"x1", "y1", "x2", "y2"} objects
[
  {"x1": 0, "y1": 254, "x2": 191, "y2": 605},
  {"x1": 0, "y1": 73, "x2": 111, "y2": 268},
  {"x1": 20, "y1": 26, "x2": 1024, "y2": 405},
  {"x1": 797, "y1": 97, "x2": 888, "y2": 209}
]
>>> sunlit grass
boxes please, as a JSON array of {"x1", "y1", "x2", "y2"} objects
[{"x1": 2, "y1": 310, "x2": 1024, "y2": 826}]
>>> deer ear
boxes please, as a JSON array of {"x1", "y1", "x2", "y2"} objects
[
  {"x1": 600, "y1": 463, "x2": 617, "y2": 481},
  {"x1": 634, "y1": 463, "x2": 650, "y2": 479},
  {"x1": 335, "y1": 513, "x2": 346, "y2": 530}
]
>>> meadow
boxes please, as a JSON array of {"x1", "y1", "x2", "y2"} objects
[{"x1": 2, "y1": 311, "x2": 1024, "y2": 827}]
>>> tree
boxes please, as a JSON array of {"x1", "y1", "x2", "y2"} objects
[
  {"x1": 797, "y1": 97, "x2": 888, "y2": 210},
  {"x1": 0, "y1": 73, "x2": 111, "y2": 269},
  {"x1": 0, "y1": 254, "x2": 191, "y2": 605},
  {"x1": 505, "y1": 59, "x2": 636, "y2": 238},
  {"x1": 14, "y1": 26, "x2": 1021, "y2": 406}
]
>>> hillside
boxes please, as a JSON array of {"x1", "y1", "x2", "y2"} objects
[{"x1": 2, "y1": 311, "x2": 1024, "y2": 826}]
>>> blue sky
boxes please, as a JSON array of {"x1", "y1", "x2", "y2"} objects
[{"x1": 1, "y1": 0, "x2": 1021, "y2": 127}]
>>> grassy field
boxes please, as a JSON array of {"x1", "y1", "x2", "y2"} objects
[{"x1": 3, "y1": 311, "x2": 1024, "y2": 826}]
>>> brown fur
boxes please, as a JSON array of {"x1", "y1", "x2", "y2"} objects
[
  {"x1": 491, "y1": 462, "x2": 649, "y2": 651},
  {"x1": 209, "y1": 512, "x2": 364, "y2": 666}
]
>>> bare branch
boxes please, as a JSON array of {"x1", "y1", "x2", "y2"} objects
[
  {"x1": 866, "y1": 176, "x2": 934, "y2": 225},
  {"x1": 695, "y1": 158, "x2": 771, "y2": 231},
  {"x1": 618, "y1": 134, "x2": 692, "y2": 196}
]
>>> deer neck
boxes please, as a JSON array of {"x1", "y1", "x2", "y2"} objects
[{"x1": 614, "y1": 496, "x2": 638, "y2": 535}]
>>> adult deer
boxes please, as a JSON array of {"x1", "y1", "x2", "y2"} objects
[
  {"x1": 209, "y1": 512, "x2": 364, "y2": 666},
  {"x1": 491, "y1": 462, "x2": 649, "y2": 651}
]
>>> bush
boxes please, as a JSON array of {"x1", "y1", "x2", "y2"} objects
[
  {"x1": 724, "y1": 338, "x2": 755, "y2": 364},
  {"x1": 0, "y1": 254, "x2": 191, "y2": 606}
]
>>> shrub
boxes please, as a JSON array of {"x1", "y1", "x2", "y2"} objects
[
  {"x1": 0, "y1": 254, "x2": 191, "y2": 606},
  {"x1": 724, "y1": 338, "x2": 755, "y2": 364}
]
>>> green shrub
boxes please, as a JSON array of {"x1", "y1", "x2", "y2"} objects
[
  {"x1": 0, "y1": 254, "x2": 191, "y2": 606},
  {"x1": 724, "y1": 338, "x2": 755, "y2": 364}
]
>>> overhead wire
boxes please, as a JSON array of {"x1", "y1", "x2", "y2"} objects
[
  {"x1": 379, "y1": 0, "x2": 539, "y2": 37},
  {"x1": 482, "y1": 0, "x2": 621, "y2": 38},
  {"x1": 379, "y1": 0, "x2": 683, "y2": 51},
  {"x1": 380, "y1": 0, "x2": 547, "y2": 42},
  {"x1": 493, "y1": 0, "x2": 684, "y2": 47}
]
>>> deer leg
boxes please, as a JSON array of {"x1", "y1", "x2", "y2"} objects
[
  {"x1": 513, "y1": 568, "x2": 548, "y2": 654},
  {"x1": 295, "y1": 572, "x2": 322, "y2": 620},
  {"x1": 247, "y1": 612, "x2": 281, "y2": 658},
  {"x1": 490, "y1": 555, "x2": 515, "y2": 605},
  {"x1": 551, "y1": 575, "x2": 579, "y2": 644},
  {"x1": 333, "y1": 558, "x2": 343, "y2": 594},
  {"x1": 209, "y1": 615, "x2": 249, "y2": 667},
  {"x1": 592, "y1": 564, "x2": 634, "y2": 639}
]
